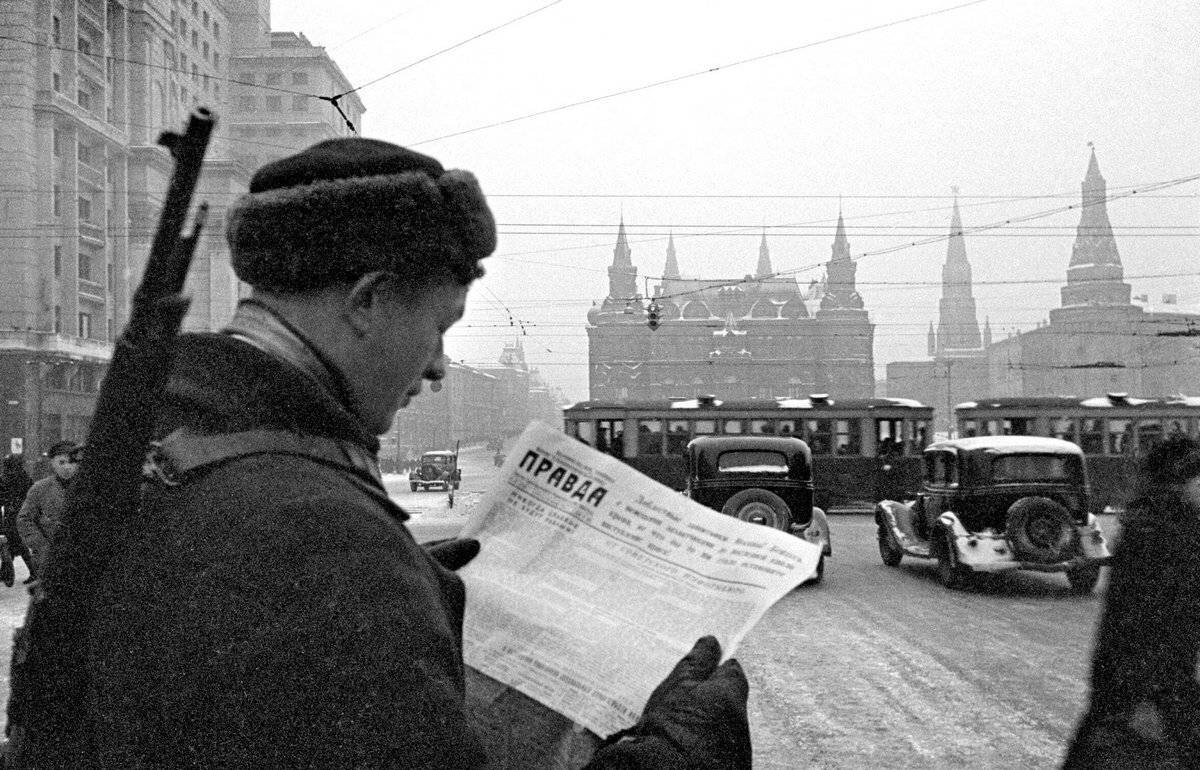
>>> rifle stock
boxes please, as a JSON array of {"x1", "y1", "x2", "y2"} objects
[{"x1": 4, "y1": 108, "x2": 216, "y2": 767}]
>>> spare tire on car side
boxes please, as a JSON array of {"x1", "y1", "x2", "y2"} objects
[
  {"x1": 721, "y1": 488, "x2": 792, "y2": 531},
  {"x1": 1005, "y1": 496, "x2": 1075, "y2": 563}
]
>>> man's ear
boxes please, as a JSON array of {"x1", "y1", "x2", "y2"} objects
[{"x1": 341, "y1": 271, "x2": 394, "y2": 336}]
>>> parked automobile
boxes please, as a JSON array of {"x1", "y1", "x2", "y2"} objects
[
  {"x1": 683, "y1": 435, "x2": 831, "y2": 582},
  {"x1": 875, "y1": 436, "x2": 1111, "y2": 592},
  {"x1": 409, "y1": 450, "x2": 461, "y2": 492}
]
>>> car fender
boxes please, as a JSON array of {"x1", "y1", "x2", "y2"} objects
[
  {"x1": 1076, "y1": 513, "x2": 1111, "y2": 559},
  {"x1": 876, "y1": 499, "x2": 923, "y2": 551},
  {"x1": 937, "y1": 511, "x2": 1019, "y2": 569},
  {"x1": 796, "y1": 506, "x2": 832, "y2": 557}
]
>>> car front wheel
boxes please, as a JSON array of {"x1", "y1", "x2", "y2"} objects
[
  {"x1": 721, "y1": 488, "x2": 791, "y2": 531},
  {"x1": 935, "y1": 526, "x2": 969, "y2": 590},
  {"x1": 877, "y1": 522, "x2": 904, "y2": 567}
]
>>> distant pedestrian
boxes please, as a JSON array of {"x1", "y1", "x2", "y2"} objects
[
  {"x1": 0, "y1": 454, "x2": 35, "y2": 584},
  {"x1": 1063, "y1": 434, "x2": 1200, "y2": 767},
  {"x1": 16, "y1": 441, "x2": 80, "y2": 578}
]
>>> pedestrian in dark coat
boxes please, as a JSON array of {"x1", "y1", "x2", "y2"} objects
[
  {"x1": 1064, "y1": 435, "x2": 1200, "y2": 768},
  {"x1": 70, "y1": 138, "x2": 750, "y2": 769},
  {"x1": 15, "y1": 441, "x2": 78, "y2": 578},
  {"x1": 0, "y1": 454, "x2": 34, "y2": 582}
]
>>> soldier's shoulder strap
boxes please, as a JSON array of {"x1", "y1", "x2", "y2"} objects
[{"x1": 144, "y1": 427, "x2": 401, "y2": 517}]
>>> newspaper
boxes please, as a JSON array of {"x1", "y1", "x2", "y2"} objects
[{"x1": 459, "y1": 421, "x2": 821, "y2": 739}]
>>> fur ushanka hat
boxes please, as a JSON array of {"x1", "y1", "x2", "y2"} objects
[{"x1": 226, "y1": 138, "x2": 496, "y2": 292}]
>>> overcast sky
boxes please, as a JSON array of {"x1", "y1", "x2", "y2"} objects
[{"x1": 271, "y1": 0, "x2": 1200, "y2": 402}]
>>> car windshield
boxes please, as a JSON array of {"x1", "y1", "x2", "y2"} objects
[
  {"x1": 717, "y1": 450, "x2": 788, "y2": 473},
  {"x1": 990, "y1": 454, "x2": 1078, "y2": 482},
  {"x1": 423, "y1": 455, "x2": 450, "y2": 465}
]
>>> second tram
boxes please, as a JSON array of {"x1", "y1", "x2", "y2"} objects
[{"x1": 955, "y1": 393, "x2": 1200, "y2": 511}]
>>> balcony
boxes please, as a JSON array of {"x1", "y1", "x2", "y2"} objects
[
  {"x1": 78, "y1": 280, "x2": 106, "y2": 302},
  {"x1": 77, "y1": 221, "x2": 104, "y2": 244},
  {"x1": 76, "y1": 160, "x2": 103, "y2": 189}
]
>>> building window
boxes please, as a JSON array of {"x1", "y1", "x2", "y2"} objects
[
  {"x1": 53, "y1": 185, "x2": 62, "y2": 216},
  {"x1": 237, "y1": 95, "x2": 255, "y2": 111},
  {"x1": 265, "y1": 95, "x2": 282, "y2": 110},
  {"x1": 77, "y1": 37, "x2": 92, "y2": 57},
  {"x1": 77, "y1": 88, "x2": 91, "y2": 110},
  {"x1": 292, "y1": 71, "x2": 309, "y2": 85},
  {"x1": 54, "y1": 306, "x2": 62, "y2": 333},
  {"x1": 291, "y1": 94, "x2": 307, "y2": 111},
  {"x1": 53, "y1": 245, "x2": 62, "y2": 277},
  {"x1": 52, "y1": 72, "x2": 61, "y2": 92},
  {"x1": 213, "y1": 82, "x2": 219, "y2": 99},
  {"x1": 77, "y1": 142, "x2": 92, "y2": 165},
  {"x1": 265, "y1": 72, "x2": 282, "y2": 85},
  {"x1": 191, "y1": 30, "x2": 198, "y2": 48},
  {"x1": 213, "y1": 51, "x2": 219, "y2": 68},
  {"x1": 212, "y1": 21, "x2": 219, "y2": 40},
  {"x1": 202, "y1": 41, "x2": 208, "y2": 60},
  {"x1": 202, "y1": 9, "x2": 209, "y2": 26},
  {"x1": 53, "y1": 128, "x2": 62, "y2": 156},
  {"x1": 78, "y1": 252, "x2": 92, "y2": 281},
  {"x1": 78, "y1": 312, "x2": 91, "y2": 339},
  {"x1": 191, "y1": 1, "x2": 198, "y2": 17},
  {"x1": 52, "y1": 15, "x2": 61, "y2": 44},
  {"x1": 78, "y1": 197, "x2": 91, "y2": 222},
  {"x1": 107, "y1": 263, "x2": 114, "y2": 290},
  {"x1": 191, "y1": 64, "x2": 198, "y2": 81}
]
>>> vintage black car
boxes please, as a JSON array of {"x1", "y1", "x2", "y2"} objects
[
  {"x1": 684, "y1": 435, "x2": 832, "y2": 581},
  {"x1": 409, "y1": 450, "x2": 461, "y2": 492},
  {"x1": 875, "y1": 436, "x2": 1111, "y2": 592}
]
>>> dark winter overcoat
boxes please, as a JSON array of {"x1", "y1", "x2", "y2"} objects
[{"x1": 84, "y1": 332, "x2": 488, "y2": 768}]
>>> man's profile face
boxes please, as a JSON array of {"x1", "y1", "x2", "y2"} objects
[
  {"x1": 50, "y1": 453, "x2": 78, "y2": 481},
  {"x1": 360, "y1": 279, "x2": 470, "y2": 435}
]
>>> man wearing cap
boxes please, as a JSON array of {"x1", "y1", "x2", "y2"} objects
[
  {"x1": 73, "y1": 139, "x2": 749, "y2": 768},
  {"x1": 16, "y1": 440, "x2": 80, "y2": 578}
]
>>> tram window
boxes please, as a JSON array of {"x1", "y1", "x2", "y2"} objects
[
  {"x1": 694, "y1": 419, "x2": 717, "y2": 435},
  {"x1": 637, "y1": 419, "x2": 664, "y2": 456},
  {"x1": 876, "y1": 419, "x2": 903, "y2": 457},
  {"x1": 596, "y1": 420, "x2": 624, "y2": 457},
  {"x1": 573, "y1": 421, "x2": 596, "y2": 446},
  {"x1": 835, "y1": 419, "x2": 861, "y2": 455},
  {"x1": 984, "y1": 419, "x2": 1004, "y2": 436},
  {"x1": 1167, "y1": 419, "x2": 1189, "y2": 437},
  {"x1": 777, "y1": 419, "x2": 798, "y2": 436},
  {"x1": 749, "y1": 419, "x2": 774, "y2": 434},
  {"x1": 667, "y1": 420, "x2": 691, "y2": 454},
  {"x1": 1080, "y1": 418, "x2": 1104, "y2": 454},
  {"x1": 1136, "y1": 419, "x2": 1164, "y2": 453},
  {"x1": 1050, "y1": 417, "x2": 1076, "y2": 442},
  {"x1": 960, "y1": 419, "x2": 979, "y2": 438},
  {"x1": 910, "y1": 420, "x2": 929, "y2": 452},
  {"x1": 1005, "y1": 418, "x2": 1033, "y2": 436},
  {"x1": 1107, "y1": 419, "x2": 1133, "y2": 455},
  {"x1": 723, "y1": 419, "x2": 744, "y2": 434},
  {"x1": 806, "y1": 419, "x2": 833, "y2": 455}
]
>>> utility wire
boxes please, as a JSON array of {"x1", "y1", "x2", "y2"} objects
[
  {"x1": 333, "y1": 0, "x2": 566, "y2": 99},
  {"x1": 408, "y1": 0, "x2": 991, "y2": 146}
]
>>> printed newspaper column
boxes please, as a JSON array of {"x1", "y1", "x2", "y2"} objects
[{"x1": 459, "y1": 421, "x2": 821, "y2": 739}]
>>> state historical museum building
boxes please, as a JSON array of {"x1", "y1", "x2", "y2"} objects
[{"x1": 586, "y1": 216, "x2": 875, "y2": 401}]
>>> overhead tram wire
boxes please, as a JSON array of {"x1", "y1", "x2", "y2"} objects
[
  {"x1": 407, "y1": 0, "x2": 991, "y2": 146},
  {"x1": 329, "y1": 0, "x2": 566, "y2": 101}
]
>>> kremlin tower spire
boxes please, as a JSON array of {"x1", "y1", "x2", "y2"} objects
[
  {"x1": 756, "y1": 229, "x2": 772, "y2": 277},
  {"x1": 663, "y1": 232, "x2": 680, "y2": 279},
  {"x1": 935, "y1": 190, "x2": 982, "y2": 352},
  {"x1": 1060, "y1": 146, "x2": 1131, "y2": 307},
  {"x1": 607, "y1": 216, "x2": 638, "y2": 300}
]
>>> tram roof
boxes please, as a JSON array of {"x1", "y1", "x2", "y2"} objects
[
  {"x1": 564, "y1": 396, "x2": 931, "y2": 412},
  {"x1": 955, "y1": 394, "x2": 1200, "y2": 411}
]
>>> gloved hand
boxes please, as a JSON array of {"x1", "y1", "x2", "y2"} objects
[
  {"x1": 423, "y1": 537, "x2": 481, "y2": 572},
  {"x1": 588, "y1": 635, "x2": 752, "y2": 769}
]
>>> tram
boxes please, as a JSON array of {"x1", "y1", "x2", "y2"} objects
[
  {"x1": 562, "y1": 395, "x2": 933, "y2": 510},
  {"x1": 954, "y1": 393, "x2": 1200, "y2": 511}
]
